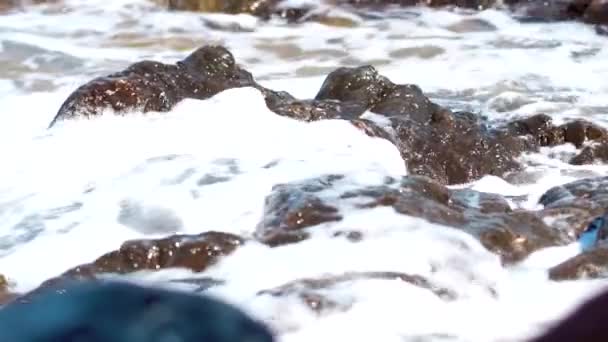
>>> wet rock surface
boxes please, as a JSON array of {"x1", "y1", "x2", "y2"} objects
[
  {"x1": 254, "y1": 175, "x2": 344, "y2": 246},
  {"x1": 549, "y1": 247, "x2": 608, "y2": 280},
  {"x1": 65, "y1": 231, "x2": 244, "y2": 276},
  {"x1": 0, "y1": 281, "x2": 275, "y2": 342},
  {"x1": 53, "y1": 45, "x2": 608, "y2": 185},
  {"x1": 14, "y1": 232, "x2": 243, "y2": 304},
  {"x1": 256, "y1": 174, "x2": 568, "y2": 263},
  {"x1": 49, "y1": 45, "x2": 255, "y2": 126},
  {"x1": 257, "y1": 271, "x2": 456, "y2": 314}
]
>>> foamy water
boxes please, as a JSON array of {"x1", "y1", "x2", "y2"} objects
[{"x1": 1, "y1": 1, "x2": 608, "y2": 341}]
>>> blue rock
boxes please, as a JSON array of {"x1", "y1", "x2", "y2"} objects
[{"x1": 0, "y1": 280, "x2": 274, "y2": 342}]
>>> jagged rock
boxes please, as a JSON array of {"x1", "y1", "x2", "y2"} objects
[
  {"x1": 0, "y1": 281, "x2": 275, "y2": 342},
  {"x1": 254, "y1": 175, "x2": 343, "y2": 246},
  {"x1": 49, "y1": 45, "x2": 255, "y2": 126},
  {"x1": 549, "y1": 247, "x2": 608, "y2": 280},
  {"x1": 257, "y1": 271, "x2": 456, "y2": 314}
]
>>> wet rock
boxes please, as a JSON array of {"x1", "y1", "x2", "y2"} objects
[
  {"x1": 257, "y1": 271, "x2": 456, "y2": 314},
  {"x1": 381, "y1": 178, "x2": 564, "y2": 262},
  {"x1": 390, "y1": 111, "x2": 530, "y2": 185},
  {"x1": 539, "y1": 176, "x2": 608, "y2": 213},
  {"x1": 64, "y1": 231, "x2": 244, "y2": 277},
  {"x1": 584, "y1": 0, "x2": 608, "y2": 24},
  {"x1": 549, "y1": 247, "x2": 608, "y2": 280},
  {"x1": 0, "y1": 281, "x2": 275, "y2": 342},
  {"x1": 16, "y1": 232, "x2": 243, "y2": 304},
  {"x1": 49, "y1": 45, "x2": 255, "y2": 126},
  {"x1": 336, "y1": 0, "x2": 497, "y2": 10},
  {"x1": 529, "y1": 287, "x2": 608, "y2": 342},
  {"x1": 164, "y1": 0, "x2": 278, "y2": 17},
  {"x1": 596, "y1": 23, "x2": 608, "y2": 34},
  {"x1": 570, "y1": 141, "x2": 608, "y2": 165},
  {"x1": 508, "y1": 0, "x2": 591, "y2": 22},
  {"x1": 538, "y1": 207, "x2": 595, "y2": 240},
  {"x1": 507, "y1": 114, "x2": 565, "y2": 146},
  {"x1": 449, "y1": 189, "x2": 512, "y2": 214},
  {"x1": 261, "y1": 88, "x2": 367, "y2": 121},
  {"x1": 255, "y1": 176, "x2": 343, "y2": 246},
  {"x1": 445, "y1": 18, "x2": 498, "y2": 32},
  {"x1": 314, "y1": 65, "x2": 393, "y2": 109}
]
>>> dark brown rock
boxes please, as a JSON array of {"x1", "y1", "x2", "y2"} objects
[
  {"x1": 549, "y1": 247, "x2": 608, "y2": 280},
  {"x1": 261, "y1": 88, "x2": 367, "y2": 121},
  {"x1": 14, "y1": 232, "x2": 243, "y2": 304},
  {"x1": 314, "y1": 65, "x2": 393, "y2": 108},
  {"x1": 335, "y1": 0, "x2": 496, "y2": 10},
  {"x1": 64, "y1": 231, "x2": 244, "y2": 276},
  {"x1": 49, "y1": 45, "x2": 255, "y2": 126},
  {"x1": 508, "y1": 0, "x2": 591, "y2": 22},
  {"x1": 507, "y1": 114, "x2": 565, "y2": 146},
  {"x1": 584, "y1": 0, "x2": 608, "y2": 24},
  {"x1": 257, "y1": 271, "x2": 456, "y2": 314},
  {"x1": 254, "y1": 175, "x2": 344, "y2": 246},
  {"x1": 165, "y1": 0, "x2": 279, "y2": 17},
  {"x1": 571, "y1": 141, "x2": 608, "y2": 165}
]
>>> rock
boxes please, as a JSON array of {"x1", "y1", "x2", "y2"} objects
[
  {"x1": 258, "y1": 174, "x2": 566, "y2": 262},
  {"x1": 335, "y1": 0, "x2": 497, "y2": 10},
  {"x1": 507, "y1": 114, "x2": 565, "y2": 146},
  {"x1": 49, "y1": 45, "x2": 255, "y2": 126},
  {"x1": 64, "y1": 231, "x2": 244, "y2": 277},
  {"x1": 16, "y1": 232, "x2": 243, "y2": 304},
  {"x1": 254, "y1": 175, "x2": 343, "y2": 246},
  {"x1": 508, "y1": 0, "x2": 591, "y2": 22},
  {"x1": 584, "y1": 0, "x2": 608, "y2": 24},
  {"x1": 164, "y1": 0, "x2": 278, "y2": 16},
  {"x1": 538, "y1": 207, "x2": 595, "y2": 241},
  {"x1": 539, "y1": 176, "x2": 608, "y2": 214},
  {"x1": 314, "y1": 65, "x2": 393, "y2": 109},
  {"x1": 570, "y1": 141, "x2": 608, "y2": 165},
  {"x1": 449, "y1": 188, "x2": 512, "y2": 214},
  {"x1": 257, "y1": 271, "x2": 456, "y2": 314},
  {"x1": 261, "y1": 88, "x2": 367, "y2": 121},
  {"x1": 0, "y1": 281, "x2": 275, "y2": 342},
  {"x1": 549, "y1": 247, "x2": 608, "y2": 280}
]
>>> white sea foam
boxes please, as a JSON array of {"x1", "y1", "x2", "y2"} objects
[{"x1": 1, "y1": 1, "x2": 608, "y2": 341}]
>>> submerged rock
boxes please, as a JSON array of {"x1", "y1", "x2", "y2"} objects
[
  {"x1": 15, "y1": 232, "x2": 243, "y2": 304},
  {"x1": 539, "y1": 176, "x2": 608, "y2": 213},
  {"x1": 257, "y1": 271, "x2": 456, "y2": 314},
  {"x1": 256, "y1": 174, "x2": 567, "y2": 263},
  {"x1": 65, "y1": 231, "x2": 244, "y2": 276},
  {"x1": 49, "y1": 45, "x2": 255, "y2": 126},
  {"x1": 0, "y1": 281, "x2": 275, "y2": 342},
  {"x1": 255, "y1": 175, "x2": 344, "y2": 246},
  {"x1": 549, "y1": 247, "x2": 608, "y2": 281}
]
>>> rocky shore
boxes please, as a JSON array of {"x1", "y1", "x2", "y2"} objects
[{"x1": 2, "y1": 1, "x2": 608, "y2": 341}]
